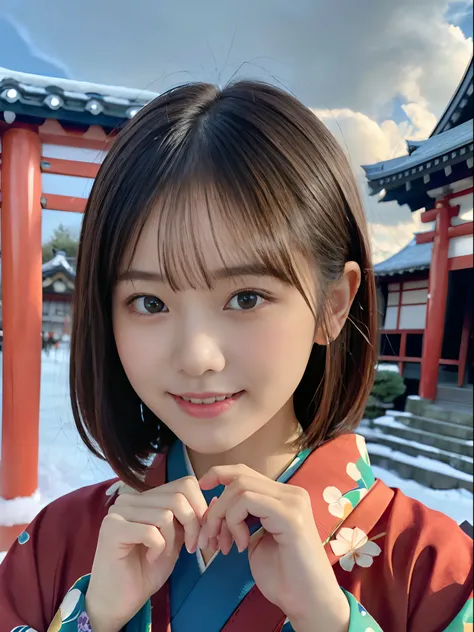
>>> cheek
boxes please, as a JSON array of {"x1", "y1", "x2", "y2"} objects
[
  {"x1": 112, "y1": 312, "x2": 164, "y2": 388},
  {"x1": 241, "y1": 308, "x2": 315, "y2": 387}
]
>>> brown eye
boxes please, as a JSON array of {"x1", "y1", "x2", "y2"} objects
[
  {"x1": 226, "y1": 291, "x2": 264, "y2": 311},
  {"x1": 133, "y1": 296, "x2": 167, "y2": 314}
]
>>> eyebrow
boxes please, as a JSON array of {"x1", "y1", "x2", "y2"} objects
[{"x1": 116, "y1": 263, "x2": 273, "y2": 283}]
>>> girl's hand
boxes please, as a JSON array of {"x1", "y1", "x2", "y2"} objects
[
  {"x1": 85, "y1": 477, "x2": 208, "y2": 632},
  {"x1": 199, "y1": 465, "x2": 350, "y2": 632}
]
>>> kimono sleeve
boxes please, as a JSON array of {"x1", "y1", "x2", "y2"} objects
[
  {"x1": 0, "y1": 481, "x2": 114, "y2": 632},
  {"x1": 386, "y1": 491, "x2": 473, "y2": 631},
  {"x1": 280, "y1": 589, "x2": 384, "y2": 631},
  {"x1": 0, "y1": 506, "x2": 61, "y2": 632}
]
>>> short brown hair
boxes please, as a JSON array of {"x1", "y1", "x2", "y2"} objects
[{"x1": 70, "y1": 81, "x2": 377, "y2": 489}]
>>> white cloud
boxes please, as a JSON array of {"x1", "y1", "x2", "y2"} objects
[
  {"x1": 5, "y1": 0, "x2": 472, "y2": 262},
  {"x1": 313, "y1": 103, "x2": 438, "y2": 263}
]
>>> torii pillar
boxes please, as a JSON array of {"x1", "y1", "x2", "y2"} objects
[
  {"x1": 0, "y1": 127, "x2": 42, "y2": 550},
  {"x1": 419, "y1": 199, "x2": 458, "y2": 401}
]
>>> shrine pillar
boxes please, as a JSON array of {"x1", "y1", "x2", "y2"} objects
[
  {"x1": 419, "y1": 202, "x2": 450, "y2": 401},
  {"x1": 0, "y1": 128, "x2": 42, "y2": 547}
]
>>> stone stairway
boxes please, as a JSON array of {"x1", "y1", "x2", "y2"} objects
[{"x1": 360, "y1": 386, "x2": 473, "y2": 492}]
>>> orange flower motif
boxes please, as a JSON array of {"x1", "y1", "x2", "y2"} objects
[{"x1": 323, "y1": 486, "x2": 353, "y2": 519}]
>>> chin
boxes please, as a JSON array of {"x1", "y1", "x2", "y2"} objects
[{"x1": 177, "y1": 430, "x2": 246, "y2": 455}]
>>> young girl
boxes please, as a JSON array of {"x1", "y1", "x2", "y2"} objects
[{"x1": 0, "y1": 81, "x2": 472, "y2": 632}]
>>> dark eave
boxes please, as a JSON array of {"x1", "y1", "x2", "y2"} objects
[{"x1": 362, "y1": 121, "x2": 473, "y2": 211}]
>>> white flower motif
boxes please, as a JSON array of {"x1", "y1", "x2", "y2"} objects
[
  {"x1": 356, "y1": 434, "x2": 370, "y2": 464},
  {"x1": 60, "y1": 588, "x2": 82, "y2": 620},
  {"x1": 329, "y1": 527, "x2": 382, "y2": 572},
  {"x1": 346, "y1": 462, "x2": 362, "y2": 481},
  {"x1": 358, "y1": 487, "x2": 369, "y2": 501},
  {"x1": 323, "y1": 486, "x2": 352, "y2": 518},
  {"x1": 105, "y1": 480, "x2": 136, "y2": 502},
  {"x1": 105, "y1": 480, "x2": 123, "y2": 496}
]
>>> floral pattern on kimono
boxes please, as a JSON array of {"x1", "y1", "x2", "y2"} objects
[
  {"x1": 17, "y1": 575, "x2": 471, "y2": 632},
  {"x1": 1, "y1": 433, "x2": 472, "y2": 632}
]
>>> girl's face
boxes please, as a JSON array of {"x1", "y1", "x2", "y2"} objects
[{"x1": 112, "y1": 209, "x2": 318, "y2": 455}]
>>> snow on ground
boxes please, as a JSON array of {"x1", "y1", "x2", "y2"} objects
[
  {"x1": 0, "y1": 347, "x2": 472, "y2": 564},
  {"x1": 0, "y1": 347, "x2": 115, "y2": 519}
]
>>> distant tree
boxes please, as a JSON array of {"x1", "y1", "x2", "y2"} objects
[{"x1": 42, "y1": 224, "x2": 79, "y2": 263}]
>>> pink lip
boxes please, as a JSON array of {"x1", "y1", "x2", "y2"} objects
[{"x1": 170, "y1": 391, "x2": 244, "y2": 419}]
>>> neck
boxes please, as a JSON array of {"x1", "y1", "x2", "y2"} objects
[{"x1": 187, "y1": 400, "x2": 301, "y2": 480}]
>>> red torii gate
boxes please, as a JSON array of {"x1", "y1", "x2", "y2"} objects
[{"x1": 0, "y1": 120, "x2": 110, "y2": 551}]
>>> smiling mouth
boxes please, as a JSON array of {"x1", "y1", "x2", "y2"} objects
[
  {"x1": 169, "y1": 391, "x2": 245, "y2": 418},
  {"x1": 179, "y1": 394, "x2": 236, "y2": 404}
]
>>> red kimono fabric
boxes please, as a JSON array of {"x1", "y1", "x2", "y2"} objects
[{"x1": 0, "y1": 434, "x2": 472, "y2": 631}]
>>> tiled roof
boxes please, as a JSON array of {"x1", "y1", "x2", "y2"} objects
[
  {"x1": 363, "y1": 120, "x2": 473, "y2": 181},
  {"x1": 0, "y1": 67, "x2": 159, "y2": 129},
  {"x1": 42, "y1": 252, "x2": 76, "y2": 278},
  {"x1": 374, "y1": 239, "x2": 433, "y2": 276}
]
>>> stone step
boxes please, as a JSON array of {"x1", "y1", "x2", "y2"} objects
[
  {"x1": 437, "y1": 384, "x2": 473, "y2": 406},
  {"x1": 406, "y1": 397, "x2": 472, "y2": 426},
  {"x1": 428, "y1": 403, "x2": 473, "y2": 427},
  {"x1": 359, "y1": 427, "x2": 473, "y2": 475},
  {"x1": 366, "y1": 442, "x2": 473, "y2": 492},
  {"x1": 393, "y1": 413, "x2": 473, "y2": 441},
  {"x1": 372, "y1": 416, "x2": 473, "y2": 457}
]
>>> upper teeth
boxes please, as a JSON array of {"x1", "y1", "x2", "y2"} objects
[{"x1": 181, "y1": 395, "x2": 234, "y2": 404}]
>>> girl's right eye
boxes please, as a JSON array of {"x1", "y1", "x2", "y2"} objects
[{"x1": 128, "y1": 295, "x2": 168, "y2": 315}]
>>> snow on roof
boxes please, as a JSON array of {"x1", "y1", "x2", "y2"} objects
[
  {"x1": 42, "y1": 252, "x2": 75, "y2": 276},
  {"x1": 0, "y1": 67, "x2": 159, "y2": 104},
  {"x1": 0, "y1": 67, "x2": 160, "y2": 127},
  {"x1": 363, "y1": 120, "x2": 473, "y2": 180},
  {"x1": 374, "y1": 238, "x2": 433, "y2": 276}
]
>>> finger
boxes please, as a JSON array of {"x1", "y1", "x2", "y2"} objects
[
  {"x1": 109, "y1": 505, "x2": 181, "y2": 558},
  {"x1": 115, "y1": 490, "x2": 202, "y2": 553},
  {"x1": 204, "y1": 475, "x2": 283, "y2": 539},
  {"x1": 225, "y1": 492, "x2": 288, "y2": 549},
  {"x1": 137, "y1": 476, "x2": 209, "y2": 521},
  {"x1": 199, "y1": 464, "x2": 266, "y2": 490},
  {"x1": 101, "y1": 513, "x2": 166, "y2": 560},
  {"x1": 217, "y1": 520, "x2": 234, "y2": 555}
]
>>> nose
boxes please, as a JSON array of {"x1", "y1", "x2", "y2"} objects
[{"x1": 172, "y1": 328, "x2": 226, "y2": 377}]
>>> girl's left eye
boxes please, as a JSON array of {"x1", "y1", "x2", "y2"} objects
[{"x1": 225, "y1": 291, "x2": 266, "y2": 311}]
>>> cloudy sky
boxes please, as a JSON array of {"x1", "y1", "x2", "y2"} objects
[{"x1": 0, "y1": 0, "x2": 472, "y2": 261}]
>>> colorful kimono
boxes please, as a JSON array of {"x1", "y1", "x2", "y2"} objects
[{"x1": 0, "y1": 434, "x2": 472, "y2": 632}]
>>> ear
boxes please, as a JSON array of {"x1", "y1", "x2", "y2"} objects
[{"x1": 314, "y1": 261, "x2": 361, "y2": 345}]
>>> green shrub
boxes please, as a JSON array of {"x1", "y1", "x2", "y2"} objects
[{"x1": 364, "y1": 369, "x2": 406, "y2": 421}]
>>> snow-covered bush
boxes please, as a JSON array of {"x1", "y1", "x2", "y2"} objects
[{"x1": 364, "y1": 369, "x2": 406, "y2": 422}]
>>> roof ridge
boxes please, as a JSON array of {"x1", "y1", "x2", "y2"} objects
[{"x1": 0, "y1": 66, "x2": 159, "y2": 103}]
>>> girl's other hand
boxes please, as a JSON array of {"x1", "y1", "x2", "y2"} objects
[
  {"x1": 85, "y1": 476, "x2": 208, "y2": 632},
  {"x1": 199, "y1": 465, "x2": 350, "y2": 632}
]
